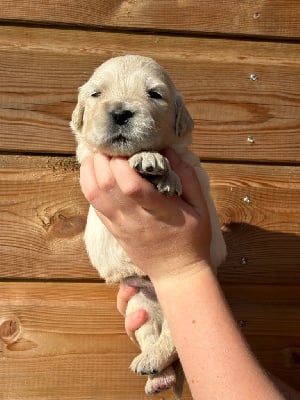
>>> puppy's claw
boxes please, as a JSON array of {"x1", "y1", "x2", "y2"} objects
[
  {"x1": 130, "y1": 352, "x2": 161, "y2": 376},
  {"x1": 140, "y1": 369, "x2": 158, "y2": 376}
]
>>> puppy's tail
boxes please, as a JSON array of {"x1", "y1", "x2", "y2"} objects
[{"x1": 172, "y1": 359, "x2": 185, "y2": 399}]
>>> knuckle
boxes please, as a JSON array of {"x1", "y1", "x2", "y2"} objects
[
  {"x1": 81, "y1": 174, "x2": 116, "y2": 207},
  {"x1": 122, "y1": 180, "x2": 143, "y2": 198},
  {"x1": 84, "y1": 187, "x2": 100, "y2": 204},
  {"x1": 80, "y1": 177, "x2": 100, "y2": 204},
  {"x1": 98, "y1": 175, "x2": 116, "y2": 192}
]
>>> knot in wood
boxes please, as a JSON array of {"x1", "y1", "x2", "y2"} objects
[{"x1": 0, "y1": 316, "x2": 23, "y2": 344}]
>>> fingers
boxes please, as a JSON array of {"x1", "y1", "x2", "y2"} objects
[
  {"x1": 125, "y1": 309, "x2": 148, "y2": 343},
  {"x1": 117, "y1": 283, "x2": 139, "y2": 316},
  {"x1": 110, "y1": 158, "x2": 146, "y2": 198},
  {"x1": 81, "y1": 149, "x2": 206, "y2": 215},
  {"x1": 79, "y1": 155, "x2": 100, "y2": 204},
  {"x1": 110, "y1": 157, "x2": 166, "y2": 210},
  {"x1": 117, "y1": 283, "x2": 148, "y2": 345},
  {"x1": 80, "y1": 153, "x2": 116, "y2": 213},
  {"x1": 81, "y1": 153, "x2": 160, "y2": 215}
]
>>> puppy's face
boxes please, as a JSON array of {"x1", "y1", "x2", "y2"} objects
[{"x1": 71, "y1": 55, "x2": 193, "y2": 157}]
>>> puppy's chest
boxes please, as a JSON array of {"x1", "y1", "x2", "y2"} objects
[{"x1": 84, "y1": 205, "x2": 146, "y2": 282}]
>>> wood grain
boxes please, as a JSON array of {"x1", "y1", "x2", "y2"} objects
[
  {"x1": 0, "y1": 154, "x2": 96, "y2": 279},
  {"x1": 0, "y1": 26, "x2": 299, "y2": 163},
  {"x1": 0, "y1": 155, "x2": 299, "y2": 283},
  {"x1": 205, "y1": 162, "x2": 300, "y2": 283},
  {"x1": 1, "y1": 0, "x2": 300, "y2": 39},
  {"x1": 0, "y1": 283, "x2": 191, "y2": 399},
  {"x1": 0, "y1": 282, "x2": 299, "y2": 398}
]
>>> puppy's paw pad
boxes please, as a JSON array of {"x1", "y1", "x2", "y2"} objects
[
  {"x1": 145, "y1": 367, "x2": 176, "y2": 395},
  {"x1": 130, "y1": 353, "x2": 160, "y2": 376},
  {"x1": 129, "y1": 152, "x2": 169, "y2": 176}
]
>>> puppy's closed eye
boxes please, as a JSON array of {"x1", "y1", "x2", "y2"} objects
[
  {"x1": 147, "y1": 89, "x2": 162, "y2": 100},
  {"x1": 91, "y1": 90, "x2": 101, "y2": 98}
]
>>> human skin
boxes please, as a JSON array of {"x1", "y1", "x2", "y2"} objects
[
  {"x1": 116, "y1": 283, "x2": 147, "y2": 342},
  {"x1": 117, "y1": 285, "x2": 300, "y2": 400},
  {"x1": 80, "y1": 149, "x2": 285, "y2": 400}
]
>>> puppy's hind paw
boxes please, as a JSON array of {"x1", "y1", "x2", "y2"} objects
[
  {"x1": 145, "y1": 366, "x2": 176, "y2": 395},
  {"x1": 130, "y1": 352, "x2": 159, "y2": 376}
]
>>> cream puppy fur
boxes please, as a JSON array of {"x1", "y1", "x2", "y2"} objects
[{"x1": 71, "y1": 55, "x2": 227, "y2": 397}]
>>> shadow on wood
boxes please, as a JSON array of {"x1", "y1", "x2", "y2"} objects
[{"x1": 219, "y1": 223, "x2": 300, "y2": 285}]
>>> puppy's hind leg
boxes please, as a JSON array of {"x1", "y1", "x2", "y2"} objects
[
  {"x1": 142, "y1": 317, "x2": 178, "y2": 373},
  {"x1": 145, "y1": 366, "x2": 176, "y2": 395},
  {"x1": 126, "y1": 291, "x2": 162, "y2": 374},
  {"x1": 127, "y1": 293, "x2": 177, "y2": 376},
  {"x1": 126, "y1": 292, "x2": 177, "y2": 394}
]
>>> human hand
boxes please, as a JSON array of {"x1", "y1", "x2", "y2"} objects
[
  {"x1": 117, "y1": 283, "x2": 148, "y2": 345},
  {"x1": 80, "y1": 148, "x2": 212, "y2": 285}
]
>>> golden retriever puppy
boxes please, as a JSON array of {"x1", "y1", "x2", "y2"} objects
[{"x1": 71, "y1": 55, "x2": 227, "y2": 398}]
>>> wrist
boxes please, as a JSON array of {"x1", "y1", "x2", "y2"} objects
[{"x1": 150, "y1": 259, "x2": 213, "y2": 295}]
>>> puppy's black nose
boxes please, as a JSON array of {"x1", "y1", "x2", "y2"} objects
[{"x1": 111, "y1": 109, "x2": 134, "y2": 125}]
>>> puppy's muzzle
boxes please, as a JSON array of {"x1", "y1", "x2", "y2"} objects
[{"x1": 111, "y1": 109, "x2": 134, "y2": 126}]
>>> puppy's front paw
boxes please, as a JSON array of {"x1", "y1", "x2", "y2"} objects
[
  {"x1": 129, "y1": 151, "x2": 182, "y2": 197},
  {"x1": 156, "y1": 171, "x2": 182, "y2": 196},
  {"x1": 129, "y1": 152, "x2": 169, "y2": 176}
]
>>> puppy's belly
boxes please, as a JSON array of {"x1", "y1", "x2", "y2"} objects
[{"x1": 84, "y1": 206, "x2": 145, "y2": 282}]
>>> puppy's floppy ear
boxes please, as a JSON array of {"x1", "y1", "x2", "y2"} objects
[
  {"x1": 71, "y1": 96, "x2": 85, "y2": 132},
  {"x1": 175, "y1": 92, "x2": 194, "y2": 136}
]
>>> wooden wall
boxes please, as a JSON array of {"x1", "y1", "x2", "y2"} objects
[{"x1": 0, "y1": 1, "x2": 299, "y2": 398}]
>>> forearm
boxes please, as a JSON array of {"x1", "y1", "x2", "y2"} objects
[{"x1": 153, "y1": 266, "x2": 284, "y2": 400}]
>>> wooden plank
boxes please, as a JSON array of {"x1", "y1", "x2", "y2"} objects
[
  {"x1": 223, "y1": 284, "x2": 300, "y2": 305},
  {"x1": 0, "y1": 282, "x2": 192, "y2": 399},
  {"x1": 225, "y1": 286, "x2": 300, "y2": 391},
  {"x1": 0, "y1": 282, "x2": 299, "y2": 397},
  {"x1": 0, "y1": 155, "x2": 299, "y2": 282},
  {"x1": 0, "y1": 154, "x2": 96, "y2": 279},
  {"x1": 1, "y1": 0, "x2": 300, "y2": 39},
  {"x1": 246, "y1": 335, "x2": 300, "y2": 392},
  {"x1": 205, "y1": 163, "x2": 300, "y2": 284},
  {"x1": 0, "y1": 26, "x2": 300, "y2": 163}
]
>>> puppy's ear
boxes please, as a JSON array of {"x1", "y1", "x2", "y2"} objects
[
  {"x1": 71, "y1": 98, "x2": 85, "y2": 132},
  {"x1": 175, "y1": 92, "x2": 194, "y2": 136}
]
